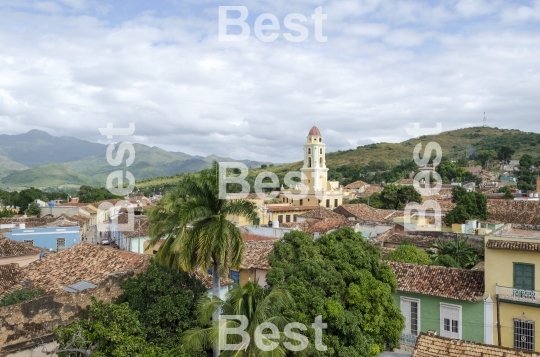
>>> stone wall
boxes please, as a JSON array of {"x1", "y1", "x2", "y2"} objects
[{"x1": 0, "y1": 271, "x2": 133, "y2": 357}]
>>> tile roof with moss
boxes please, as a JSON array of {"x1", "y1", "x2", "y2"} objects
[
  {"x1": 0, "y1": 237, "x2": 48, "y2": 258},
  {"x1": 412, "y1": 332, "x2": 540, "y2": 357},
  {"x1": 11, "y1": 244, "x2": 150, "y2": 295},
  {"x1": 241, "y1": 240, "x2": 276, "y2": 270},
  {"x1": 0, "y1": 263, "x2": 24, "y2": 297},
  {"x1": 334, "y1": 204, "x2": 402, "y2": 223},
  {"x1": 386, "y1": 261, "x2": 484, "y2": 302}
]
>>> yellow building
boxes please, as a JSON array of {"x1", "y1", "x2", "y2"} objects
[
  {"x1": 280, "y1": 126, "x2": 344, "y2": 209},
  {"x1": 485, "y1": 225, "x2": 540, "y2": 352}
]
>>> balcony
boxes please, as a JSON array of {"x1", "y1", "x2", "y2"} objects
[{"x1": 496, "y1": 285, "x2": 540, "y2": 305}]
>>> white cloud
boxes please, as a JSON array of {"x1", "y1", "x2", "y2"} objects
[{"x1": 0, "y1": 1, "x2": 539, "y2": 163}]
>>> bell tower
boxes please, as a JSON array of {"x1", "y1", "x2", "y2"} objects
[{"x1": 301, "y1": 126, "x2": 328, "y2": 191}]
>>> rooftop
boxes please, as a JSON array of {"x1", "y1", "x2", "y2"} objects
[
  {"x1": 487, "y1": 238, "x2": 540, "y2": 252},
  {"x1": 300, "y1": 206, "x2": 347, "y2": 220},
  {"x1": 266, "y1": 205, "x2": 319, "y2": 213},
  {"x1": 7, "y1": 244, "x2": 150, "y2": 295},
  {"x1": 344, "y1": 180, "x2": 369, "y2": 189},
  {"x1": 335, "y1": 204, "x2": 402, "y2": 223},
  {"x1": 383, "y1": 234, "x2": 436, "y2": 249},
  {"x1": 308, "y1": 126, "x2": 321, "y2": 136},
  {"x1": 0, "y1": 263, "x2": 24, "y2": 296},
  {"x1": 387, "y1": 261, "x2": 484, "y2": 302},
  {"x1": 241, "y1": 240, "x2": 276, "y2": 270},
  {"x1": 0, "y1": 237, "x2": 47, "y2": 258},
  {"x1": 412, "y1": 332, "x2": 540, "y2": 357}
]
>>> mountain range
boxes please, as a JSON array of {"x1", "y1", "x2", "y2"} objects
[{"x1": 0, "y1": 130, "x2": 268, "y2": 191}]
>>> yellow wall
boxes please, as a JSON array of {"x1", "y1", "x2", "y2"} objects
[{"x1": 485, "y1": 235, "x2": 540, "y2": 351}]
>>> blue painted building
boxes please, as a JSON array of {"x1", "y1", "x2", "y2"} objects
[{"x1": 4, "y1": 226, "x2": 80, "y2": 251}]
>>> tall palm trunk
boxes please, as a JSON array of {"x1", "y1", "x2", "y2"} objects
[{"x1": 212, "y1": 261, "x2": 221, "y2": 357}]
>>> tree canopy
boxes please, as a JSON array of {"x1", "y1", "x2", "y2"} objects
[
  {"x1": 443, "y1": 186, "x2": 488, "y2": 225},
  {"x1": 386, "y1": 244, "x2": 431, "y2": 265},
  {"x1": 380, "y1": 184, "x2": 422, "y2": 210},
  {"x1": 266, "y1": 228, "x2": 404, "y2": 356}
]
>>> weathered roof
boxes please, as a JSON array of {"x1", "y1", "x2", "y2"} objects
[
  {"x1": 304, "y1": 218, "x2": 353, "y2": 234},
  {"x1": 486, "y1": 239, "x2": 540, "y2": 252},
  {"x1": 267, "y1": 205, "x2": 319, "y2": 213},
  {"x1": 300, "y1": 206, "x2": 346, "y2": 220},
  {"x1": 241, "y1": 240, "x2": 275, "y2": 270},
  {"x1": 488, "y1": 200, "x2": 540, "y2": 225},
  {"x1": 412, "y1": 332, "x2": 540, "y2": 357},
  {"x1": 383, "y1": 234, "x2": 436, "y2": 249},
  {"x1": 344, "y1": 180, "x2": 369, "y2": 189},
  {"x1": 0, "y1": 264, "x2": 24, "y2": 297},
  {"x1": 116, "y1": 214, "x2": 149, "y2": 238},
  {"x1": 387, "y1": 261, "x2": 485, "y2": 302},
  {"x1": 242, "y1": 234, "x2": 277, "y2": 242},
  {"x1": 334, "y1": 204, "x2": 401, "y2": 223},
  {"x1": 0, "y1": 237, "x2": 46, "y2": 258},
  {"x1": 12, "y1": 244, "x2": 150, "y2": 295}
]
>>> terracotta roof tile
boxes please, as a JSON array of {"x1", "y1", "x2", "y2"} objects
[
  {"x1": 486, "y1": 239, "x2": 540, "y2": 252},
  {"x1": 487, "y1": 200, "x2": 540, "y2": 225},
  {"x1": 267, "y1": 205, "x2": 319, "y2": 213},
  {"x1": 383, "y1": 234, "x2": 436, "y2": 249},
  {"x1": 242, "y1": 234, "x2": 277, "y2": 242},
  {"x1": 241, "y1": 240, "x2": 275, "y2": 270},
  {"x1": 386, "y1": 261, "x2": 484, "y2": 301},
  {"x1": 0, "y1": 263, "x2": 24, "y2": 296},
  {"x1": 356, "y1": 185, "x2": 383, "y2": 197},
  {"x1": 344, "y1": 180, "x2": 369, "y2": 189},
  {"x1": 193, "y1": 270, "x2": 233, "y2": 289},
  {"x1": 334, "y1": 204, "x2": 401, "y2": 223},
  {"x1": 14, "y1": 244, "x2": 150, "y2": 295},
  {"x1": 300, "y1": 206, "x2": 346, "y2": 220},
  {"x1": 413, "y1": 332, "x2": 540, "y2": 357},
  {"x1": 304, "y1": 218, "x2": 353, "y2": 234},
  {"x1": 0, "y1": 237, "x2": 47, "y2": 258}
]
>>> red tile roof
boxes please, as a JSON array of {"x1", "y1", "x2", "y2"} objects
[
  {"x1": 334, "y1": 204, "x2": 401, "y2": 223},
  {"x1": 267, "y1": 205, "x2": 319, "y2": 213},
  {"x1": 13, "y1": 244, "x2": 150, "y2": 295},
  {"x1": 387, "y1": 261, "x2": 484, "y2": 302},
  {"x1": 344, "y1": 180, "x2": 369, "y2": 189},
  {"x1": 413, "y1": 332, "x2": 540, "y2": 357},
  {"x1": 241, "y1": 240, "x2": 276, "y2": 270},
  {"x1": 486, "y1": 239, "x2": 540, "y2": 252},
  {"x1": 0, "y1": 263, "x2": 24, "y2": 296},
  {"x1": 0, "y1": 237, "x2": 46, "y2": 258}
]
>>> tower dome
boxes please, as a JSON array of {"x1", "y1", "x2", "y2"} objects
[{"x1": 308, "y1": 126, "x2": 321, "y2": 136}]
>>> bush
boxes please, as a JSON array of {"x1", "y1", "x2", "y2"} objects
[
  {"x1": 0, "y1": 288, "x2": 45, "y2": 307},
  {"x1": 386, "y1": 244, "x2": 431, "y2": 265}
]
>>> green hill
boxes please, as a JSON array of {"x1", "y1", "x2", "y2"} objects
[
  {"x1": 0, "y1": 164, "x2": 98, "y2": 190},
  {"x1": 137, "y1": 126, "x2": 540, "y2": 190}
]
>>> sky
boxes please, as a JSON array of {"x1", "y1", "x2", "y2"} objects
[{"x1": 1, "y1": 0, "x2": 540, "y2": 163}]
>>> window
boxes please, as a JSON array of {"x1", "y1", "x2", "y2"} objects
[
  {"x1": 308, "y1": 148, "x2": 311, "y2": 154},
  {"x1": 400, "y1": 297, "x2": 420, "y2": 336},
  {"x1": 278, "y1": 215, "x2": 283, "y2": 223},
  {"x1": 320, "y1": 157, "x2": 323, "y2": 165},
  {"x1": 23, "y1": 240, "x2": 34, "y2": 245},
  {"x1": 334, "y1": 199, "x2": 338, "y2": 207},
  {"x1": 319, "y1": 138, "x2": 322, "y2": 142},
  {"x1": 320, "y1": 148, "x2": 322, "y2": 154},
  {"x1": 514, "y1": 319, "x2": 534, "y2": 351},
  {"x1": 230, "y1": 270, "x2": 240, "y2": 284},
  {"x1": 56, "y1": 238, "x2": 66, "y2": 251},
  {"x1": 286, "y1": 215, "x2": 291, "y2": 223},
  {"x1": 300, "y1": 199, "x2": 303, "y2": 206},
  {"x1": 326, "y1": 199, "x2": 330, "y2": 208},
  {"x1": 514, "y1": 263, "x2": 535, "y2": 291},
  {"x1": 440, "y1": 304, "x2": 461, "y2": 339},
  {"x1": 308, "y1": 157, "x2": 312, "y2": 168},
  {"x1": 293, "y1": 214, "x2": 298, "y2": 222}
]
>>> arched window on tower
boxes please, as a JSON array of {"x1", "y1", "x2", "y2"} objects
[
  {"x1": 308, "y1": 157, "x2": 312, "y2": 168},
  {"x1": 320, "y1": 148, "x2": 322, "y2": 155},
  {"x1": 319, "y1": 137, "x2": 322, "y2": 142},
  {"x1": 308, "y1": 148, "x2": 311, "y2": 154},
  {"x1": 320, "y1": 157, "x2": 323, "y2": 165}
]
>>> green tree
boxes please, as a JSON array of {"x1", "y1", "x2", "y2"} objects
[
  {"x1": 183, "y1": 281, "x2": 293, "y2": 357},
  {"x1": 517, "y1": 154, "x2": 538, "y2": 191},
  {"x1": 115, "y1": 260, "x2": 207, "y2": 350},
  {"x1": 266, "y1": 228, "x2": 405, "y2": 356},
  {"x1": 380, "y1": 184, "x2": 422, "y2": 210},
  {"x1": 386, "y1": 244, "x2": 431, "y2": 265},
  {"x1": 427, "y1": 237, "x2": 479, "y2": 269},
  {"x1": 498, "y1": 186, "x2": 515, "y2": 199},
  {"x1": 497, "y1": 145, "x2": 515, "y2": 163},
  {"x1": 520, "y1": 154, "x2": 534, "y2": 170},
  {"x1": 444, "y1": 187, "x2": 488, "y2": 225},
  {"x1": 55, "y1": 298, "x2": 163, "y2": 357},
  {"x1": 431, "y1": 254, "x2": 460, "y2": 268},
  {"x1": 436, "y1": 161, "x2": 466, "y2": 182},
  {"x1": 25, "y1": 202, "x2": 41, "y2": 217},
  {"x1": 475, "y1": 149, "x2": 497, "y2": 168}
]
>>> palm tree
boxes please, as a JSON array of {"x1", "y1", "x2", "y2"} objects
[
  {"x1": 427, "y1": 235, "x2": 479, "y2": 269},
  {"x1": 147, "y1": 161, "x2": 259, "y2": 297},
  {"x1": 182, "y1": 281, "x2": 293, "y2": 357}
]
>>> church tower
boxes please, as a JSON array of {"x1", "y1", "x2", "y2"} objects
[{"x1": 301, "y1": 126, "x2": 328, "y2": 192}]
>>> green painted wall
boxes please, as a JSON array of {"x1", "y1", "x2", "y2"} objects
[{"x1": 392, "y1": 292, "x2": 484, "y2": 343}]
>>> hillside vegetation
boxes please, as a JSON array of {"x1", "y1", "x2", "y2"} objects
[{"x1": 138, "y1": 126, "x2": 540, "y2": 191}]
